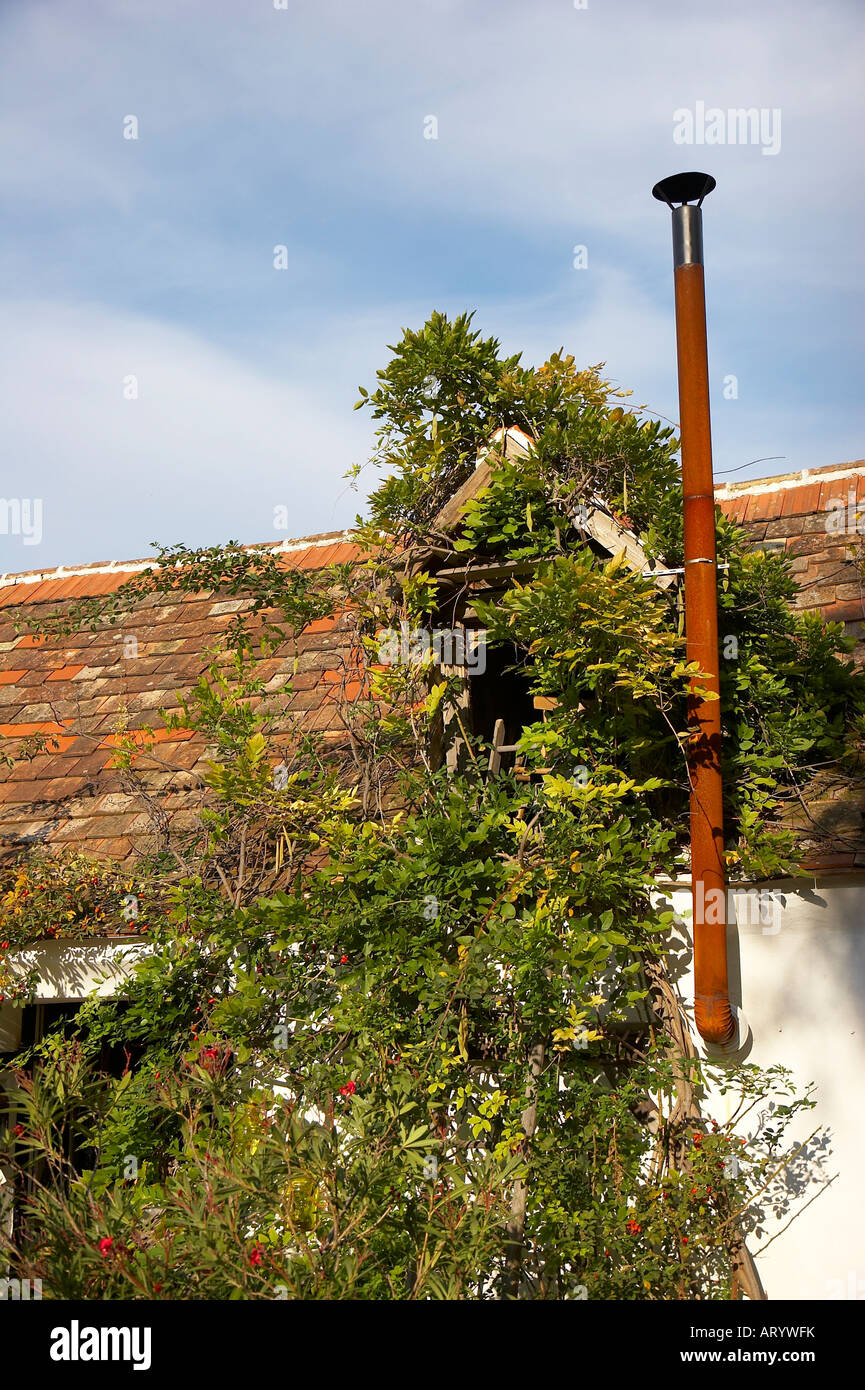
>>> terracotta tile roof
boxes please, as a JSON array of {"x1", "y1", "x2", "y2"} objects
[
  {"x1": 0, "y1": 532, "x2": 365, "y2": 864},
  {"x1": 716, "y1": 461, "x2": 865, "y2": 662},
  {"x1": 2, "y1": 463, "x2": 865, "y2": 874}
]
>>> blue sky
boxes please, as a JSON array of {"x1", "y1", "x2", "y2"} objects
[{"x1": 1, "y1": 0, "x2": 863, "y2": 571}]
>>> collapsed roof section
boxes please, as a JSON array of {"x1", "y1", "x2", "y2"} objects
[{"x1": 432, "y1": 425, "x2": 676, "y2": 591}]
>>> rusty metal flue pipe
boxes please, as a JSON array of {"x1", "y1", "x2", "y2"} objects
[{"x1": 653, "y1": 172, "x2": 736, "y2": 1047}]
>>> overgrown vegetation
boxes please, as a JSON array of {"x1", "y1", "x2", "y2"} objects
[{"x1": 1, "y1": 312, "x2": 861, "y2": 1299}]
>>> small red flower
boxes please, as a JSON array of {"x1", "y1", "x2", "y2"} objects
[
  {"x1": 338, "y1": 1080, "x2": 357, "y2": 1097},
  {"x1": 340, "y1": 955, "x2": 348, "y2": 965},
  {"x1": 692, "y1": 1132, "x2": 702, "y2": 1148},
  {"x1": 625, "y1": 1218, "x2": 642, "y2": 1235},
  {"x1": 682, "y1": 1236, "x2": 689, "y2": 1245},
  {"x1": 249, "y1": 1245, "x2": 264, "y2": 1267},
  {"x1": 98, "y1": 1237, "x2": 114, "y2": 1257},
  {"x1": 12, "y1": 1123, "x2": 24, "y2": 1138}
]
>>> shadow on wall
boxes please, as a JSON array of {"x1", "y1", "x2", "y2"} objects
[
  {"x1": 1, "y1": 940, "x2": 147, "y2": 1052},
  {"x1": 741, "y1": 1128, "x2": 837, "y2": 1255}
]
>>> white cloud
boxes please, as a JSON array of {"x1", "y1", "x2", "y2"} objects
[{"x1": 0, "y1": 300, "x2": 374, "y2": 569}]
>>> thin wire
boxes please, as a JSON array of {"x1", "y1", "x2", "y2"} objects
[{"x1": 714, "y1": 456, "x2": 786, "y2": 479}]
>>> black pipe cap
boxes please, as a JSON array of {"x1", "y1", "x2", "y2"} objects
[{"x1": 652, "y1": 172, "x2": 716, "y2": 207}]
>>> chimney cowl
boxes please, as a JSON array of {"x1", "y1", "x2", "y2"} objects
[{"x1": 652, "y1": 171, "x2": 716, "y2": 208}]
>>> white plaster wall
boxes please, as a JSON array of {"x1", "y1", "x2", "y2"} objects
[
  {"x1": 0, "y1": 939, "x2": 148, "y2": 1051},
  {"x1": 656, "y1": 875, "x2": 865, "y2": 1301}
]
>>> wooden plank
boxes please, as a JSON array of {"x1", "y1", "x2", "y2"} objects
[
  {"x1": 581, "y1": 507, "x2": 677, "y2": 591},
  {"x1": 435, "y1": 558, "x2": 537, "y2": 586},
  {"x1": 435, "y1": 460, "x2": 493, "y2": 534},
  {"x1": 434, "y1": 426, "x2": 533, "y2": 534},
  {"x1": 487, "y1": 718, "x2": 506, "y2": 776}
]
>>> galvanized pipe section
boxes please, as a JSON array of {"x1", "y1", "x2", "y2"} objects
[{"x1": 672, "y1": 204, "x2": 703, "y2": 268}]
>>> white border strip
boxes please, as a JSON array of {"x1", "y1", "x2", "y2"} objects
[{"x1": 0, "y1": 532, "x2": 357, "y2": 591}]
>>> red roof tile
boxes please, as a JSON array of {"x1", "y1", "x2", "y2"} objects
[
  {"x1": 46, "y1": 664, "x2": 85, "y2": 681},
  {"x1": 0, "y1": 584, "x2": 42, "y2": 609},
  {"x1": 747, "y1": 490, "x2": 785, "y2": 522},
  {"x1": 283, "y1": 546, "x2": 315, "y2": 571},
  {"x1": 819, "y1": 476, "x2": 853, "y2": 510},
  {"x1": 782, "y1": 482, "x2": 822, "y2": 516}
]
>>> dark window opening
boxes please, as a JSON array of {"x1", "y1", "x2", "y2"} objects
[
  {"x1": 3, "y1": 1001, "x2": 144, "y2": 1244},
  {"x1": 469, "y1": 642, "x2": 536, "y2": 772},
  {"x1": 17, "y1": 1001, "x2": 141, "y2": 1085}
]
